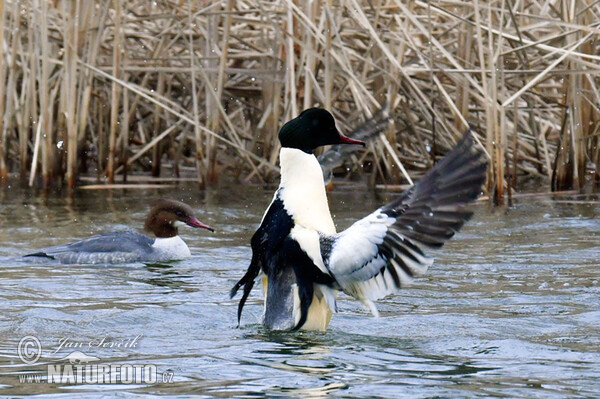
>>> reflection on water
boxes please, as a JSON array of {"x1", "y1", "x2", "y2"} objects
[{"x1": 0, "y1": 184, "x2": 599, "y2": 397}]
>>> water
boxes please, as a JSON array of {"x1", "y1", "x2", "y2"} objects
[{"x1": 0, "y1": 185, "x2": 599, "y2": 397}]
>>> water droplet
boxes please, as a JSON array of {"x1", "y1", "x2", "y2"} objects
[{"x1": 56, "y1": 140, "x2": 64, "y2": 149}]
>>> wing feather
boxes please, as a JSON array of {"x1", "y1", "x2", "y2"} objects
[{"x1": 322, "y1": 130, "x2": 487, "y2": 312}]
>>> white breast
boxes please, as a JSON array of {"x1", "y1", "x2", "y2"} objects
[
  {"x1": 151, "y1": 236, "x2": 191, "y2": 260},
  {"x1": 279, "y1": 148, "x2": 336, "y2": 234}
]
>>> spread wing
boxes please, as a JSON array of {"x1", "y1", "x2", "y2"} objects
[
  {"x1": 25, "y1": 230, "x2": 154, "y2": 264},
  {"x1": 321, "y1": 130, "x2": 487, "y2": 314}
]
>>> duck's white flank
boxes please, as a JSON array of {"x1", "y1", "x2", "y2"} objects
[
  {"x1": 151, "y1": 236, "x2": 191, "y2": 260},
  {"x1": 279, "y1": 148, "x2": 336, "y2": 234}
]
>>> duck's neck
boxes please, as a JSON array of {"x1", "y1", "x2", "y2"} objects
[
  {"x1": 152, "y1": 236, "x2": 191, "y2": 259},
  {"x1": 279, "y1": 148, "x2": 336, "y2": 234},
  {"x1": 145, "y1": 212, "x2": 178, "y2": 238}
]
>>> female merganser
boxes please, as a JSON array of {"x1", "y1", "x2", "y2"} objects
[
  {"x1": 25, "y1": 199, "x2": 214, "y2": 264},
  {"x1": 231, "y1": 108, "x2": 487, "y2": 331}
]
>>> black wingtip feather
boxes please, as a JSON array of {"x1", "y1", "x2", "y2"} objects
[{"x1": 380, "y1": 128, "x2": 487, "y2": 249}]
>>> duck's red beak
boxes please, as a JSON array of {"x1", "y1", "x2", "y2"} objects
[
  {"x1": 338, "y1": 133, "x2": 365, "y2": 146},
  {"x1": 187, "y1": 217, "x2": 215, "y2": 232}
]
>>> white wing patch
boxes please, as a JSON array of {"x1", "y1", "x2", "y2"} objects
[
  {"x1": 290, "y1": 225, "x2": 329, "y2": 275},
  {"x1": 324, "y1": 209, "x2": 433, "y2": 315},
  {"x1": 328, "y1": 210, "x2": 393, "y2": 286}
]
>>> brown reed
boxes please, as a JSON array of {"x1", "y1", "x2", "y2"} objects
[{"x1": 0, "y1": 0, "x2": 597, "y2": 199}]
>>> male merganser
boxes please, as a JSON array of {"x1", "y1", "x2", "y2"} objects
[
  {"x1": 231, "y1": 108, "x2": 487, "y2": 331},
  {"x1": 25, "y1": 199, "x2": 214, "y2": 264}
]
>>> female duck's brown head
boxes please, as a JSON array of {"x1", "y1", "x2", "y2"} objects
[{"x1": 144, "y1": 199, "x2": 214, "y2": 238}]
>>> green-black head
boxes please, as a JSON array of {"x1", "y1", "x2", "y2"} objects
[{"x1": 278, "y1": 108, "x2": 365, "y2": 154}]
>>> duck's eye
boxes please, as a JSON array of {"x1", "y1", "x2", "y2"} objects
[{"x1": 175, "y1": 210, "x2": 184, "y2": 218}]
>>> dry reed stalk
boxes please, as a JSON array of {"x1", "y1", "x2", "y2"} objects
[
  {"x1": 96, "y1": 95, "x2": 105, "y2": 181},
  {"x1": 0, "y1": 0, "x2": 597, "y2": 198},
  {"x1": 284, "y1": 0, "x2": 297, "y2": 118},
  {"x1": 29, "y1": 115, "x2": 43, "y2": 188},
  {"x1": 64, "y1": 0, "x2": 79, "y2": 190},
  {"x1": 302, "y1": 0, "x2": 316, "y2": 110},
  {"x1": 324, "y1": 0, "x2": 333, "y2": 110},
  {"x1": 120, "y1": 61, "x2": 130, "y2": 183},
  {"x1": 79, "y1": 183, "x2": 176, "y2": 190},
  {"x1": 25, "y1": 7, "x2": 38, "y2": 180},
  {"x1": 107, "y1": 0, "x2": 122, "y2": 184},
  {"x1": 491, "y1": 1, "x2": 505, "y2": 205},
  {"x1": 38, "y1": 0, "x2": 52, "y2": 189},
  {"x1": 20, "y1": 9, "x2": 35, "y2": 183},
  {"x1": 203, "y1": 9, "x2": 217, "y2": 184},
  {"x1": 0, "y1": 0, "x2": 8, "y2": 183},
  {"x1": 78, "y1": 2, "x2": 109, "y2": 155},
  {"x1": 189, "y1": 0, "x2": 205, "y2": 188},
  {"x1": 152, "y1": 68, "x2": 166, "y2": 177},
  {"x1": 2, "y1": 1, "x2": 22, "y2": 183}
]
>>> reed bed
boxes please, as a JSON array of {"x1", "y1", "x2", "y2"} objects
[{"x1": 0, "y1": 0, "x2": 598, "y2": 202}]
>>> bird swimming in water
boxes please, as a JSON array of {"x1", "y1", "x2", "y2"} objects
[
  {"x1": 25, "y1": 199, "x2": 213, "y2": 264},
  {"x1": 231, "y1": 108, "x2": 487, "y2": 331}
]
